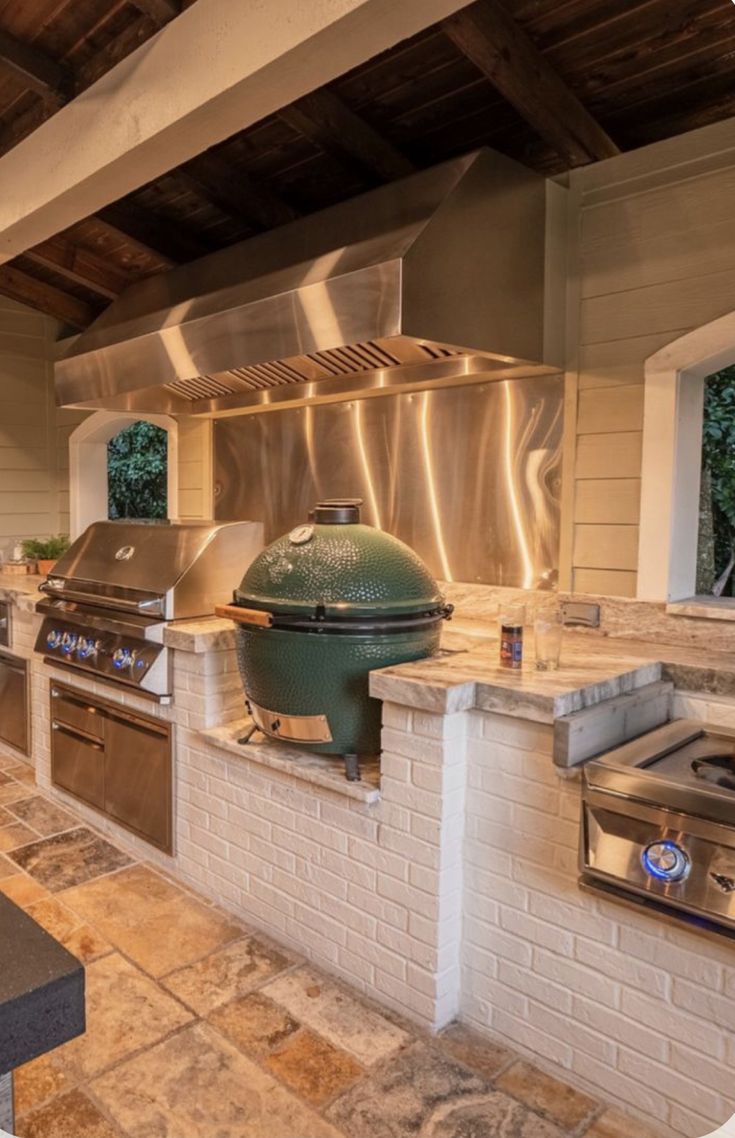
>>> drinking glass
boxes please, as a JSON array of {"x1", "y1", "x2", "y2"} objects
[{"x1": 534, "y1": 610, "x2": 562, "y2": 671}]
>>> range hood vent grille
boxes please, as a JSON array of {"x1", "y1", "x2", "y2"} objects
[{"x1": 162, "y1": 339, "x2": 467, "y2": 403}]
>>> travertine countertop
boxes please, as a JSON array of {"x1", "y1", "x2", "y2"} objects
[{"x1": 0, "y1": 573, "x2": 44, "y2": 616}]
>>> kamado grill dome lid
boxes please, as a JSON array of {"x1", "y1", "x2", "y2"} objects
[{"x1": 236, "y1": 500, "x2": 445, "y2": 619}]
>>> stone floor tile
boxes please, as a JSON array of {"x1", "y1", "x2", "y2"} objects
[
  {"x1": 584, "y1": 1108, "x2": 669, "y2": 1138},
  {"x1": 0, "y1": 821, "x2": 38, "y2": 851},
  {"x1": 161, "y1": 934, "x2": 293, "y2": 1014},
  {"x1": 26, "y1": 897, "x2": 82, "y2": 940},
  {"x1": 91, "y1": 1021, "x2": 344, "y2": 1138},
  {"x1": 9, "y1": 827, "x2": 132, "y2": 891},
  {"x1": 263, "y1": 965, "x2": 412, "y2": 1066},
  {"x1": 8, "y1": 795, "x2": 76, "y2": 837},
  {"x1": 327, "y1": 1040, "x2": 511, "y2": 1137},
  {"x1": 0, "y1": 851, "x2": 17, "y2": 878},
  {"x1": 13, "y1": 1054, "x2": 71, "y2": 1117},
  {"x1": 0, "y1": 780, "x2": 30, "y2": 806},
  {"x1": 266, "y1": 1028, "x2": 363, "y2": 1106},
  {"x1": 51, "y1": 952, "x2": 192, "y2": 1081},
  {"x1": 0, "y1": 752, "x2": 23, "y2": 771},
  {"x1": 497, "y1": 1060, "x2": 599, "y2": 1131},
  {"x1": 62, "y1": 923, "x2": 113, "y2": 964},
  {"x1": 437, "y1": 1022, "x2": 517, "y2": 1080},
  {"x1": 61, "y1": 863, "x2": 242, "y2": 976},
  {"x1": 4, "y1": 762, "x2": 36, "y2": 786},
  {"x1": 427, "y1": 1095, "x2": 565, "y2": 1138},
  {"x1": 0, "y1": 805, "x2": 13, "y2": 825},
  {"x1": 0, "y1": 872, "x2": 49, "y2": 908},
  {"x1": 209, "y1": 990, "x2": 300, "y2": 1057},
  {"x1": 15, "y1": 1088, "x2": 120, "y2": 1138}
]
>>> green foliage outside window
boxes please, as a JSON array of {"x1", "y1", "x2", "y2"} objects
[
  {"x1": 107, "y1": 422, "x2": 168, "y2": 521},
  {"x1": 699, "y1": 366, "x2": 735, "y2": 596}
]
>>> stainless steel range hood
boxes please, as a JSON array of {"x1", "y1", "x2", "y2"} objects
[{"x1": 55, "y1": 148, "x2": 565, "y2": 417}]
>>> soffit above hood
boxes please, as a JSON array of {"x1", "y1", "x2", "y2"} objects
[{"x1": 55, "y1": 148, "x2": 564, "y2": 416}]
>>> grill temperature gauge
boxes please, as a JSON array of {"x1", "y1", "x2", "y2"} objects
[{"x1": 641, "y1": 840, "x2": 690, "y2": 883}]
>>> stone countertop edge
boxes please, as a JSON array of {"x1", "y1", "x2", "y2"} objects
[
  {"x1": 370, "y1": 654, "x2": 665, "y2": 723},
  {"x1": 200, "y1": 720, "x2": 381, "y2": 804},
  {"x1": 0, "y1": 893, "x2": 85, "y2": 1072}
]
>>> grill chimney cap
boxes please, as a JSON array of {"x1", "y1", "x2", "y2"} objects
[{"x1": 313, "y1": 499, "x2": 363, "y2": 525}]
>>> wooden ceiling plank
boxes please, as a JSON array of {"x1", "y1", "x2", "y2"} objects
[
  {"x1": 66, "y1": 215, "x2": 174, "y2": 277},
  {"x1": 0, "y1": 26, "x2": 70, "y2": 103},
  {"x1": 442, "y1": 0, "x2": 620, "y2": 166},
  {"x1": 180, "y1": 156, "x2": 298, "y2": 230},
  {"x1": 98, "y1": 201, "x2": 209, "y2": 263},
  {"x1": 279, "y1": 87, "x2": 415, "y2": 182},
  {"x1": 0, "y1": 262, "x2": 94, "y2": 327},
  {"x1": 25, "y1": 234, "x2": 132, "y2": 300},
  {"x1": 128, "y1": 0, "x2": 181, "y2": 25},
  {"x1": 0, "y1": 0, "x2": 473, "y2": 261}
]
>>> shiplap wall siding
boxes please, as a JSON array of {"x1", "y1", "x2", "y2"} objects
[
  {"x1": 0, "y1": 296, "x2": 61, "y2": 545},
  {"x1": 569, "y1": 117, "x2": 735, "y2": 596}
]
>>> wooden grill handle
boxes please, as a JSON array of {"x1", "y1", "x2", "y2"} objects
[{"x1": 215, "y1": 604, "x2": 273, "y2": 628}]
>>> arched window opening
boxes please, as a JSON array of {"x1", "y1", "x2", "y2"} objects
[
  {"x1": 107, "y1": 421, "x2": 168, "y2": 521},
  {"x1": 697, "y1": 366, "x2": 735, "y2": 598}
]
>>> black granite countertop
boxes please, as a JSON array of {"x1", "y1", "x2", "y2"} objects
[{"x1": 0, "y1": 892, "x2": 84, "y2": 1072}]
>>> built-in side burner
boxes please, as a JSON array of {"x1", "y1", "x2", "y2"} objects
[{"x1": 580, "y1": 720, "x2": 735, "y2": 936}]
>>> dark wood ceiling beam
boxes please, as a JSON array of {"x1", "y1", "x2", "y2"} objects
[
  {"x1": 181, "y1": 155, "x2": 299, "y2": 230},
  {"x1": 442, "y1": 0, "x2": 620, "y2": 166},
  {"x1": 127, "y1": 0, "x2": 182, "y2": 26},
  {"x1": 279, "y1": 88, "x2": 415, "y2": 182},
  {"x1": 0, "y1": 29, "x2": 70, "y2": 105},
  {"x1": 24, "y1": 235, "x2": 133, "y2": 301},
  {"x1": 97, "y1": 202, "x2": 209, "y2": 263},
  {"x1": 0, "y1": 265, "x2": 94, "y2": 328}
]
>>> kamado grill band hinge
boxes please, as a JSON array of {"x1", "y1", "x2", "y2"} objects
[{"x1": 218, "y1": 602, "x2": 453, "y2": 634}]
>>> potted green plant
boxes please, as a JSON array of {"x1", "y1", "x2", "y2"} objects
[{"x1": 21, "y1": 535, "x2": 71, "y2": 577}]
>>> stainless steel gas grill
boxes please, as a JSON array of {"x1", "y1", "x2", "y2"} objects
[
  {"x1": 581, "y1": 719, "x2": 735, "y2": 936},
  {"x1": 35, "y1": 520, "x2": 263, "y2": 699}
]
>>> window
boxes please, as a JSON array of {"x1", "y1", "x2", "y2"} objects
[
  {"x1": 697, "y1": 367, "x2": 735, "y2": 598},
  {"x1": 638, "y1": 311, "x2": 735, "y2": 606},
  {"x1": 107, "y1": 421, "x2": 168, "y2": 520}
]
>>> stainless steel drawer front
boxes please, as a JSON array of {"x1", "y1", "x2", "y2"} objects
[{"x1": 0, "y1": 651, "x2": 28, "y2": 755}]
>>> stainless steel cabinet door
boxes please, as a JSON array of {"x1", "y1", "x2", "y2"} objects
[
  {"x1": 104, "y1": 712, "x2": 171, "y2": 853},
  {"x1": 0, "y1": 653, "x2": 28, "y2": 755},
  {"x1": 51, "y1": 723, "x2": 105, "y2": 809}
]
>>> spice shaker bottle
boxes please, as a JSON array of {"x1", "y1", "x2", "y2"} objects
[{"x1": 499, "y1": 604, "x2": 525, "y2": 669}]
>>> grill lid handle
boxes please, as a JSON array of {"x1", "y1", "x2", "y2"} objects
[{"x1": 312, "y1": 498, "x2": 363, "y2": 525}]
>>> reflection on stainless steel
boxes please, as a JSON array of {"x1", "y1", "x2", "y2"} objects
[
  {"x1": 581, "y1": 719, "x2": 735, "y2": 935},
  {"x1": 215, "y1": 376, "x2": 562, "y2": 588},
  {"x1": 35, "y1": 520, "x2": 263, "y2": 698},
  {"x1": 55, "y1": 149, "x2": 563, "y2": 416}
]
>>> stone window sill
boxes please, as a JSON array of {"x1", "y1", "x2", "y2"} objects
[
  {"x1": 666, "y1": 597, "x2": 735, "y2": 623},
  {"x1": 199, "y1": 719, "x2": 381, "y2": 804}
]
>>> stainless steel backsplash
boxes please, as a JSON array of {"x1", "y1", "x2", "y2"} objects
[{"x1": 213, "y1": 375, "x2": 563, "y2": 588}]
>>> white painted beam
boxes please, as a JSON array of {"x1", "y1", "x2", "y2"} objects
[{"x1": 0, "y1": 0, "x2": 471, "y2": 263}]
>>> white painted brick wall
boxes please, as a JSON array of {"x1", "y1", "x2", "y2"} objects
[{"x1": 462, "y1": 706, "x2": 735, "y2": 1138}]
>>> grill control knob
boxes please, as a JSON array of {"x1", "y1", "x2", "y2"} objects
[
  {"x1": 60, "y1": 631, "x2": 78, "y2": 655},
  {"x1": 112, "y1": 647, "x2": 131, "y2": 670},
  {"x1": 642, "y1": 840, "x2": 690, "y2": 883},
  {"x1": 77, "y1": 637, "x2": 99, "y2": 661},
  {"x1": 46, "y1": 629, "x2": 62, "y2": 649}
]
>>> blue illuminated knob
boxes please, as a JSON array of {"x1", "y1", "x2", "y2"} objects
[
  {"x1": 77, "y1": 637, "x2": 98, "y2": 660},
  {"x1": 112, "y1": 647, "x2": 133, "y2": 670},
  {"x1": 46, "y1": 629, "x2": 62, "y2": 649},
  {"x1": 60, "y1": 631, "x2": 78, "y2": 655},
  {"x1": 642, "y1": 841, "x2": 690, "y2": 883}
]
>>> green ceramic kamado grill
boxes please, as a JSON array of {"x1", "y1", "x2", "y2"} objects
[{"x1": 218, "y1": 500, "x2": 452, "y2": 780}]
